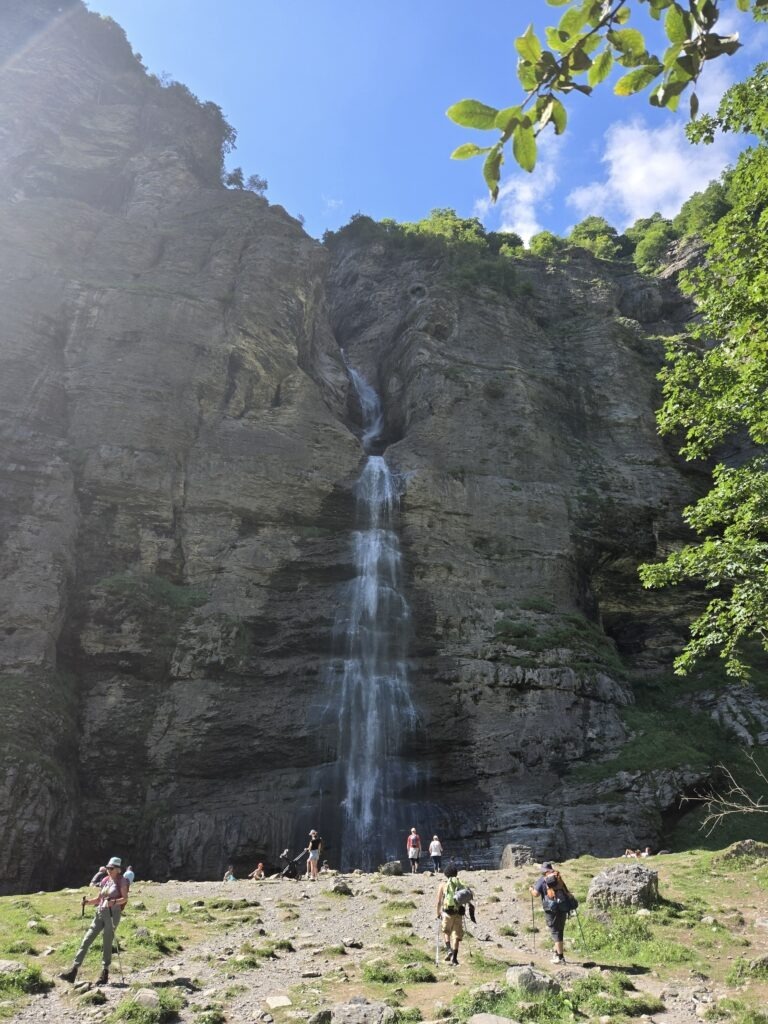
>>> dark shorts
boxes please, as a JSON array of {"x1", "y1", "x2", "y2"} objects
[{"x1": 544, "y1": 908, "x2": 567, "y2": 941}]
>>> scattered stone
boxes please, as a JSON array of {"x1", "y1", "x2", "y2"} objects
[
  {"x1": 468, "y1": 983, "x2": 505, "y2": 999},
  {"x1": 331, "y1": 999, "x2": 397, "y2": 1024},
  {"x1": 309, "y1": 1011, "x2": 332, "y2": 1024},
  {"x1": 342, "y1": 938, "x2": 363, "y2": 949},
  {"x1": 467, "y1": 1014, "x2": 522, "y2": 1024},
  {"x1": 331, "y1": 879, "x2": 354, "y2": 896},
  {"x1": 27, "y1": 920, "x2": 41, "y2": 930},
  {"x1": 132, "y1": 901, "x2": 146, "y2": 910},
  {"x1": 505, "y1": 966, "x2": 560, "y2": 995},
  {"x1": 587, "y1": 864, "x2": 659, "y2": 909},
  {"x1": 79, "y1": 988, "x2": 107, "y2": 1005},
  {"x1": 41, "y1": 947, "x2": 56, "y2": 956},
  {"x1": 166, "y1": 902, "x2": 182, "y2": 914},
  {"x1": 636, "y1": 908, "x2": 652, "y2": 918},
  {"x1": 700, "y1": 915, "x2": 716, "y2": 925},
  {"x1": 266, "y1": 996, "x2": 293, "y2": 1010},
  {"x1": 0, "y1": 961, "x2": 24, "y2": 976},
  {"x1": 302, "y1": 970, "x2": 322, "y2": 978},
  {"x1": 132, "y1": 989, "x2": 161, "y2": 1009}
]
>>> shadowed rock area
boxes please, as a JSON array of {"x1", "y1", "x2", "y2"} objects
[{"x1": 0, "y1": 0, "x2": 729, "y2": 893}]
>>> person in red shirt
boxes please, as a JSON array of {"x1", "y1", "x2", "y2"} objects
[
  {"x1": 406, "y1": 828, "x2": 422, "y2": 873},
  {"x1": 59, "y1": 856, "x2": 129, "y2": 986}
]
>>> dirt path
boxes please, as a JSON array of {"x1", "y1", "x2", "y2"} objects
[{"x1": 6, "y1": 864, "x2": 759, "y2": 1023}]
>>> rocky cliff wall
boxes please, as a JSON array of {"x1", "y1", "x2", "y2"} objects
[{"x1": 0, "y1": 0, "x2": 745, "y2": 892}]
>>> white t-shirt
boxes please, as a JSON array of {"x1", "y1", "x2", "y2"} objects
[{"x1": 429, "y1": 840, "x2": 442, "y2": 856}]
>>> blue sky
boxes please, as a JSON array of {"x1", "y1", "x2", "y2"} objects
[{"x1": 84, "y1": 1, "x2": 767, "y2": 241}]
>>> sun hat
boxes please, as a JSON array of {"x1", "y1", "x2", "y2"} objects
[
  {"x1": 107, "y1": 857, "x2": 122, "y2": 868},
  {"x1": 541, "y1": 861, "x2": 553, "y2": 872}
]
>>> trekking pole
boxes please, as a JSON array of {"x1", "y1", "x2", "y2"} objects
[
  {"x1": 573, "y1": 909, "x2": 591, "y2": 956},
  {"x1": 530, "y1": 895, "x2": 536, "y2": 951},
  {"x1": 435, "y1": 918, "x2": 440, "y2": 966},
  {"x1": 107, "y1": 905, "x2": 126, "y2": 985}
]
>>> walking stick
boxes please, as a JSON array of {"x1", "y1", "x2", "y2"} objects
[
  {"x1": 530, "y1": 895, "x2": 536, "y2": 951},
  {"x1": 107, "y1": 905, "x2": 126, "y2": 985},
  {"x1": 573, "y1": 909, "x2": 591, "y2": 956},
  {"x1": 435, "y1": 918, "x2": 440, "y2": 966}
]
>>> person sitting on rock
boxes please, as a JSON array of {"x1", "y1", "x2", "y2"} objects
[
  {"x1": 223, "y1": 864, "x2": 236, "y2": 882},
  {"x1": 248, "y1": 863, "x2": 265, "y2": 880}
]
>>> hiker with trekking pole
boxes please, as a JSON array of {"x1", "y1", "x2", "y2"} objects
[
  {"x1": 530, "y1": 860, "x2": 578, "y2": 966},
  {"x1": 59, "y1": 856, "x2": 129, "y2": 986}
]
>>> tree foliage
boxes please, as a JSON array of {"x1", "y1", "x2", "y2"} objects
[
  {"x1": 447, "y1": 0, "x2": 768, "y2": 196},
  {"x1": 639, "y1": 64, "x2": 768, "y2": 679}
]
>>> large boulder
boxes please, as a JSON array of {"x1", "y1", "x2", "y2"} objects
[
  {"x1": 378, "y1": 861, "x2": 403, "y2": 876},
  {"x1": 714, "y1": 840, "x2": 768, "y2": 864},
  {"x1": 499, "y1": 845, "x2": 535, "y2": 868},
  {"x1": 505, "y1": 965, "x2": 560, "y2": 995},
  {"x1": 587, "y1": 863, "x2": 659, "y2": 909}
]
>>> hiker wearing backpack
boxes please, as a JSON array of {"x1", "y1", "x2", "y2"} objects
[
  {"x1": 435, "y1": 863, "x2": 474, "y2": 965},
  {"x1": 530, "y1": 860, "x2": 577, "y2": 965},
  {"x1": 59, "y1": 856, "x2": 129, "y2": 986}
]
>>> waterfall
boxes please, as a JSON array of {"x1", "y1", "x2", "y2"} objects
[{"x1": 322, "y1": 366, "x2": 422, "y2": 870}]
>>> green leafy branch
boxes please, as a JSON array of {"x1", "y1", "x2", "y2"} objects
[{"x1": 447, "y1": 0, "x2": 765, "y2": 196}]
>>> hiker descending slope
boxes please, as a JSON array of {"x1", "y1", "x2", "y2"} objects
[
  {"x1": 530, "y1": 860, "x2": 577, "y2": 965},
  {"x1": 435, "y1": 863, "x2": 475, "y2": 965}
]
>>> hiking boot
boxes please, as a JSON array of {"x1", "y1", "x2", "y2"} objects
[
  {"x1": 444, "y1": 950, "x2": 453, "y2": 962},
  {"x1": 58, "y1": 966, "x2": 78, "y2": 983},
  {"x1": 450, "y1": 950, "x2": 459, "y2": 965},
  {"x1": 96, "y1": 968, "x2": 109, "y2": 986},
  {"x1": 551, "y1": 953, "x2": 565, "y2": 964}
]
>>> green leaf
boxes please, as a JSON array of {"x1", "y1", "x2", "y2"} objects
[
  {"x1": 545, "y1": 26, "x2": 571, "y2": 53},
  {"x1": 512, "y1": 124, "x2": 537, "y2": 172},
  {"x1": 664, "y1": 3, "x2": 689, "y2": 44},
  {"x1": 615, "y1": 65, "x2": 663, "y2": 96},
  {"x1": 550, "y1": 96, "x2": 567, "y2": 134},
  {"x1": 735, "y1": 0, "x2": 749, "y2": 7},
  {"x1": 450, "y1": 143, "x2": 492, "y2": 160},
  {"x1": 517, "y1": 61, "x2": 539, "y2": 91},
  {"x1": 515, "y1": 24, "x2": 543, "y2": 63},
  {"x1": 536, "y1": 96, "x2": 555, "y2": 129},
  {"x1": 546, "y1": 0, "x2": 571, "y2": 6},
  {"x1": 558, "y1": 4, "x2": 590, "y2": 38},
  {"x1": 689, "y1": 91, "x2": 699, "y2": 118},
  {"x1": 588, "y1": 47, "x2": 614, "y2": 86},
  {"x1": 445, "y1": 99, "x2": 500, "y2": 130},
  {"x1": 494, "y1": 105, "x2": 523, "y2": 132},
  {"x1": 483, "y1": 147, "x2": 503, "y2": 200},
  {"x1": 570, "y1": 45, "x2": 593, "y2": 72},
  {"x1": 608, "y1": 27, "x2": 647, "y2": 58}
]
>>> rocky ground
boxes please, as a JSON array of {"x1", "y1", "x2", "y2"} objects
[{"x1": 3, "y1": 851, "x2": 768, "y2": 1024}]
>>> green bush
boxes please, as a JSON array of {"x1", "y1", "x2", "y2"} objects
[{"x1": 0, "y1": 964, "x2": 51, "y2": 997}]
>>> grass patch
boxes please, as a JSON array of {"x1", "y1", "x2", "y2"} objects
[
  {"x1": 572, "y1": 908, "x2": 693, "y2": 968},
  {"x1": 0, "y1": 965, "x2": 51, "y2": 997},
  {"x1": 361, "y1": 961, "x2": 400, "y2": 984},
  {"x1": 401, "y1": 964, "x2": 437, "y2": 983},
  {"x1": 384, "y1": 900, "x2": 417, "y2": 912},
  {"x1": 452, "y1": 969, "x2": 663, "y2": 1023},
  {"x1": 106, "y1": 986, "x2": 184, "y2": 1023}
]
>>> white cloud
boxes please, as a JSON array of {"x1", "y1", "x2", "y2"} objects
[
  {"x1": 473, "y1": 133, "x2": 564, "y2": 243},
  {"x1": 567, "y1": 118, "x2": 739, "y2": 228},
  {"x1": 323, "y1": 195, "x2": 343, "y2": 211}
]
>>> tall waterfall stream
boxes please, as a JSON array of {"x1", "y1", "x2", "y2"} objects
[{"x1": 323, "y1": 367, "x2": 423, "y2": 870}]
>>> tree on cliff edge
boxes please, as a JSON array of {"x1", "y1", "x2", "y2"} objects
[
  {"x1": 447, "y1": 0, "x2": 768, "y2": 679},
  {"x1": 638, "y1": 64, "x2": 768, "y2": 680}
]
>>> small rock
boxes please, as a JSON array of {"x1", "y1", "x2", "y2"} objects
[
  {"x1": 0, "y1": 961, "x2": 24, "y2": 975},
  {"x1": 27, "y1": 920, "x2": 40, "y2": 930},
  {"x1": 266, "y1": 996, "x2": 293, "y2": 1010},
  {"x1": 132, "y1": 989, "x2": 160, "y2": 1009},
  {"x1": 342, "y1": 938, "x2": 363, "y2": 949},
  {"x1": 41, "y1": 947, "x2": 56, "y2": 956},
  {"x1": 331, "y1": 879, "x2": 354, "y2": 896},
  {"x1": 309, "y1": 1011, "x2": 332, "y2": 1024},
  {"x1": 166, "y1": 902, "x2": 182, "y2": 914},
  {"x1": 636, "y1": 908, "x2": 652, "y2": 917},
  {"x1": 131, "y1": 901, "x2": 146, "y2": 910},
  {"x1": 302, "y1": 971, "x2": 322, "y2": 978},
  {"x1": 700, "y1": 915, "x2": 716, "y2": 925}
]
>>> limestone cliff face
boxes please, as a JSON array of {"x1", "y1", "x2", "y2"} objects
[{"x1": 0, "y1": 0, "x2": 727, "y2": 892}]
